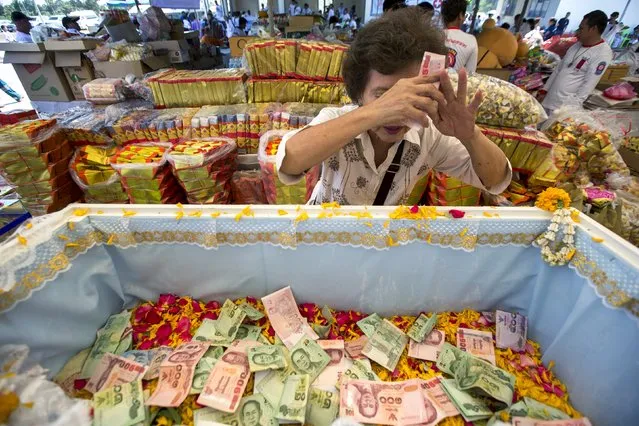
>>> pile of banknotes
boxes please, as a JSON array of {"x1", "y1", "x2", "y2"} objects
[{"x1": 51, "y1": 287, "x2": 591, "y2": 426}]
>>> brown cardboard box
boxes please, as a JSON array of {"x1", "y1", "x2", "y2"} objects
[
  {"x1": 0, "y1": 42, "x2": 74, "y2": 102},
  {"x1": 92, "y1": 56, "x2": 171, "y2": 78},
  {"x1": 45, "y1": 39, "x2": 102, "y2": 100},
  {"x1": 148, "y1": 40, "x2": 190, "y2": 63},
  {"x1": 44, "y1": 39, "x2": 101, "y2": 51},
  {"x1": 230, "y1": 36, "x2": 257, "y2": 57}
]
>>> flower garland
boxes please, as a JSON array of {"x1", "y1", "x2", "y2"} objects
[{"x1": 535, "y1": 188, "x2": 576, "y2": 266}]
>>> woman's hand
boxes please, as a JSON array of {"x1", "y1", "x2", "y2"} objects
[
  {"x1": 362, "y1": 75, "x2": 447, "y2": 128},
  {"x1": 429, "y1": 68, "x2": 483, "y2": 143}
]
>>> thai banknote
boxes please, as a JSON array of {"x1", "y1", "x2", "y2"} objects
[
  {"x1": 339, "y1": 379, "x2": 405, "y2": 425},
  {"x1": 53, "y1": 347, "x2": 91, "y2": 395},
  {"x1": 420, "y1": 376, "x2": 460, "y2": 418},
  {"x1": 321, "y1": 305, "x2": 335, "y2": 324},
  {"x1": 512, "y1": 418, "x2": 592, "y2": 426},
  {"x1": 80, "y1": 310, "x2": 131, "y2": 379},
  {"x1": 122, "y1": 349, "x2": 155, "y2": 366},
  {"x1": 488, "y1": 397, "x2": 570, "y2": 426},
  {"x1": 496, "y1": 310, "x2": 528, "y2": 352},
  {"x1": 146, "y1": 341, "x2": 209, "y2": 407},
  {"x1": 454, "y1": 352, "x2": 515, "y2": 407},
  {"x1": 262, "y1": 286, "x2": 318, "y2": 348},
  {"x1": 240, "y1": 303, "x2": 265, "y2": 321},
  {"x1": 306, "y1": 387, "x2": 339, "y2": 426},
  {"x1": 407, "y1": 313, "x2": 438, "y2": 343},
  {"x1": 114, "y1": 323, "x2": 133, "y2": 355},
  {"x1": 288, "y1": 336, "x2": 331, "y2": 382},
  {"x1": 93, "y1": 379, "x2": 146, "y2": 426},
  {"x1": 311, "y1": 322, "x2": 331, "y2": 338},
  {"x1": 440, "y1": 378, "x2": 493, "y2": 422},
  {"x1": 277, "y1": 374, "x2": 310, "y2": 423},
  {"x1": 408, "y1": 329, "x2": 446, "y2": 362},
  {"x1": 344, "y1": 335, "x2": 368, "y2": 359},
  {"x1": 436, "y1": 343, "x2": 467, "y2": 376},
  {"x1": 144, "y1": 346, "x2": 172, "y2": 380},
  {"x1": 248, "y1": 345, "x2": 288, "y2": 372},
  {"x1": 236, "y1": 324, "x2": 263, "y2": 341},
  {"x1": 190, "y1": 346, "x2": 224, "y2": 395},
  {"x1": 215, "y1": 299, "x2": 247, "y2": 341},
  {"x1": 193, "y1": 319, "x2": 230, "y2": 346},
  {"x1": 457, "y1": 328, "x2": 496, "y2": 365},
  {"x1": 197, "y1": 340, "x2": 261, "y2": 412},
  {"x1": 356, "y1": 313, "x2": 381, "y2": 338},
  {"x1": 194, "y1": 394, "x2": 277, "y2": 426},
  {"x1": 400, "y1": 379, "x2": 445, "y2": 426},
  {"x1": 313, "y1": 340, "x2": 345, "y2": 389},
  {"x1": 255, "y1": 366, "x2": 290, "y2": 408},
  {"x1": 341, "y1": 358, "x2": 380, "y2": 384},
  {"x1": 362, "y1": 319, "x2": 408, "y2": 372},
  {"x1": 85, "y1": 353, "x2": 147, "y2": 394}
]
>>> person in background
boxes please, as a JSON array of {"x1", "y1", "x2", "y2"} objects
[
  {"x1": 524, "y1": 19, "x2": 544, "y2": 48},
  {"x1": 302, "y1": 3, "x2": 313, "y2": 15},
  {"x1": 602, "y1": 11, "x2": 621, "y2": 43},
  {"x1": 496, "y1": 15, "x2": 501, "y2": 25},
  {"x1": 261, "y1": 3, "x2": 267, "y2": 11},
  {"x1": 327, "y1": 4, "x2": 335, "y2": 19},
  {"x1": 328, "y1": 15, "x2": 339, "y2": 29},
  {"x1": 544, "y1": 18, "x2": 557, "y2": 40},
  {"x1": 11, "y1": 11, "x2": 33, "y2": 43},
  {"x1": 338, "y1": 3, "x2": 345, "y2": 16},
  {"x1": 511, "y1": 13, "x2": 522, "y2": 34},
  {"x1": 181, "y1": 11, "x2": 192, "y2": 30},
  {"x1": 351, "y1": 5, "x2": 356, "y2": 16},
  {"x1": 418, "y1": 1, "x2": 434, "y2": 15},
  {"x1": 0, "y1": 79, "x2": 22, "y2": 102},
  {"x1": 289, "y1": 0, "x2": 301, "y2": 16},
  {"x1": 442, "y1": 0, "x2": 477, "y2": 73},
  {"x1": 189, "y1": 12, "x2": 201, "y2": 35},
  {"x1": 383, "y1": 0, "x2": 406, "y2": 12},
  {"x1": 233, "y1": 16, "x2": 248, "y2": 35},
  {"x1": 557, "y1": 12, "x2": 570, "y2": 35},
  {"x1": 276, "y1": 7, "x2": 511, "y2": 206},
  {"x1": 342, "y1": 8, "x2": 351, "y2": 22},
  {"x1": 538, "y1": 10, "x2": 612, "y2": 114},
  {"x1": 501, "y1": 22, "x2": 511, "y2": 30},
  {"x1": 518, "y1": 17, "x2": 532, "y2": 35},
  {"x1": 349, "y1": 16, "x2": 358, "y2": 30},
  {"x1": 62, "y1": 16, "x2": 82, "y2": 35}
]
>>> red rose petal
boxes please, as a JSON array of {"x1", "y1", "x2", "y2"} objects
[
  {"x1": 177, "y1": 298, "x2": 189, "y2": 306},
  {"x1": 192, "y1": 300, "x2": 203, "y2": 313},
  {"x1": 156, "y1": 323, "x2": 173, "y2": 341},
  {"x1": 179, "y1": 332, "x2": 192, "y2": 342},
  {"x1": 176, "y1": 316, "x2": 191, "y2": 334},
  {"x1": 133, "y1": 324, "x2": 150, "y2": 333},
  {"x1": 158, "y1": 294, "x2": 177, "y2": 306},
  {"x1": 139, "y1": 339, "x2": 155, "y2": 350},
  {"x1": 247, "y1": 296, "x2": 257, "y2": 304},
  {"x1": 134, "y1": 304, "x2": 152, "y2": 322},
  {"x1": 168, "y1": 306, "x2": 180, "y2": 315},
  {"x1": 410, "y1": 205, "x2": 419, "y2": 214},
  {"x1": 201, "y1": 311, "x2": 218, "y2": 321},
  {"x1": 145, "y1": 309, "x2": 162, "y2": 325},
  {"x1": 449, "y1": 209, "x2": 465, "y2": 219},
  {"x1": 74, "y1": 379, "x2": 87, "y2": 390},
  {"x1": 205, "y1": 301, "x2": 220, "y2": 310}
]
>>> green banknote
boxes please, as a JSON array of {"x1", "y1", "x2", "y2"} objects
[
  {"x1": 194, "y1": 394, "x2": 277, "y2": 426},
  {"x1": 310, "y1": 322, "x2": 331, "y2": 339},
  {"x1": 248, "y1": 345, "x2": 288, "y2": 372},
  {"x1": 487, "y1": 397, "x2": 570, "y2": 425},
  {"x1": 407, "y1": 313, "x2": 438, "y2": 342},
  {"x1": 277, "y1": 374, "x2": 310, "y2": 423},
  {"x1": 240, "y1": 303, "x2": 265, "y2": 321},
  {"x1": 440, "y1": 378, "x2": 493, "y2": 422},
  {"x1": 357, "y1": 313, "x2": 382, "y2": 338},
  {"x1": 454, "y1": 354, "x2": 516, "y2": 407},
  {"x1": 93, "y1": 379, "x2": 146, "y2": 426},
  {"x1": 362, "y1": 319, "x2": 408, "y2": 372},
  {"x1": 288, "y1": 336, "x2": 331, "y2": 382},
  {"x1": 341, "y1": 358, "x2": 380, "y2": 384},
  {"x1": 80, "y1": 310, "x2": 131, "y2": 379},
  {"x1": 190, "y1": 346, "x2": 224, "y2": 395},
  {"x1": 215, "y1": 299, "x2": 247, "y2": 341},
  {"x1": 306, "y1": 387, "x2": 339, "y2": 426}
]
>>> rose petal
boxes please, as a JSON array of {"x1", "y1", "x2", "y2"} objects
[
  {"x1": 145, "y1": 309, "x2": 162, "y2": 325},
  {"x1": 247, "y1": 296, "x2": 257, "y2": 304},
  {"x1": 156, "y1": 323, "x2": 173, "y2": 341},
  {"x1": 449, "y1": 209, "x2": 466, "y2": 219},
  {"x1": 158, "y1": 294, "x2": 177, "y2": 306},
  {"x1": 179, "y1": 332, "x2": 192, "y2": 342},
  {"x1": 74, "y1": 379, "x2": 87, "y2": 390},
  {"x1": 139, "y1": 339, "x2": 155, "y2": 350},
  {"x1": 201, "y1": 311, "x2": 218, "y2": 321},
  {"x1": 410, "y1": 205, "x2": 419, "y2": 214},
  {"x1": 177, "y1": 298, "x2": 189, "y2": 307},
  {"x1": 133, "y1": 324, "x2": 150, "y2": 333},
  {"x1": 205, "y1": 301, "x2": 220, "y2": 310},
  {"x1": 192, "y1": 300, "x2": 203, "y2": 313},
  {"x1": 168, "y1": 306, "x2": 180, "y2": 315},
  {"x1": 176, "y1": 316, "x2": 191, "y2": 334},
  {"x1": 134, "y1": 305, "x2": 152, "y2": 322}
]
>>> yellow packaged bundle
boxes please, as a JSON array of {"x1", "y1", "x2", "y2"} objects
[
  {"x1": 69, "y1": 145, "x2": 128, "y2": 203},
  {"x1": 480, "y1": 125, "x2": 553, "y2": 174},
  {"x1": 427, "y1": 171, "x2": 482, "y2": 206},
  {"x1": 110, "y1": 108, "x2": 199, "y2": 145},
  {"x1": 54, "y1": 107, "x2": 112, "y2": 147},
  {"x1": 295, "y1": 42, "x2": 312, "y2": 79},
  {"x1": 327, "y1": 45, "x2": 347, "y2": 81}
]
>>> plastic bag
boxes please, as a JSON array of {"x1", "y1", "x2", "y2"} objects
[
  {"x1": 542, "y1": 35, "x2": 578, "y2": 58},
  {"x1": 603, "y1": 82, "x2": 637, "y2": 100},
  {"x1": 109, "y1": 108, "x2": 199, "y2": 145},
  {"x1": 618, "y1": 190, "x2": 639, "y2": 247},
  {"x1": 110, "y1": 143, "x2": 185, "y2": 203},
  {"x1": 231, "y1": 170, "x2": 267, "y2": 204},
  {"x1": 166, "y1": 138, "x2": 238, "y2": 204},
  {"x1": 53, "y1": 107, "x2": 112, "y2": 146},
  {"x1": 82, "y1": 78, "x2": 126, "y2": 105},
  {"x1": 69, "y1": 145, "x2": 128, "y2": 203},
  {"x1": 449, "y1": 71, "x2": 547, "y2": 129},
  {"x1": 258, "y1": 130, "x2": 319, "y2": 205},
  {"x1": 146, "y1": 69, "x2": 246, "y2": 108},
  {"x1": 138, "y1": 6, "x2": 171, "y2": 41},
  {"x1": 479, "y1": 125, "x2": 552, "y2": 173}
]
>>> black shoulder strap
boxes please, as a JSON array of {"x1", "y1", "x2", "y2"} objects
[{"x1": 373, "y1": 140, "x2": 405, "y2": 206}]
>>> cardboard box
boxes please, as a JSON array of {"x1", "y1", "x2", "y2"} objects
[
  {"x1": 44, "y1": 39, "x2": 101, "y2": 51},
  {"x1": 148, "y1": 40, "x2": 190, "y2": 64},
  {"x1": 619, "y1": 147, "x2": 639, "y2": 174},
  {"x1": 46, "y1": 41, "x2": 97, "y2": 100},
  {"x1": 0, "y1": 42, "x2": 74, "y2": 102},
  {"x1": 229, "y1": 36, "x2": 257, "y2": 57},
  {"x1": 92, "y1": 56, "x2": 171, "y2": 78}
]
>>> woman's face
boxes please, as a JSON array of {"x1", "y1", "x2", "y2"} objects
[{"x1": 360, "y1": 62, "x2": 422, "y2": 144}]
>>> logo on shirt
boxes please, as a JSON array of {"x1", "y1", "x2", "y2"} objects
[
  {"x1": 447, "y1": 48, "x2": 457, "y2": 68},
  {"x1": 595, "y1": 61, "x2": 607, "y2": 75}
]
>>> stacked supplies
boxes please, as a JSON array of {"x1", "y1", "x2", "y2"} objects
[
  {"x1": 109, "y1": 108, "x2": 199, "y2": 145},
  {"x1": 54, "y1": 107, "x2": 112, "y2": 147},
  {"x1": 246, "y1": 79, "x2": 349, "y2": 104},
  {"x1": 480, "y1": 126, "x2": 553, "y2": 174},
  {"x1": 69, "y1": 145, "x2": 128, "y2": 203}
]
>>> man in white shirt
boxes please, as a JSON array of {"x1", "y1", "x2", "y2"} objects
[
  {"x1": 539, "y1": 10, "x2": 613, "y2": 114},
  {"x1": 338, "y1": 3, "x2": 346, "y2": 16},
  {"x1": 602, "y1": 11, "x2": 622, "y2": 44},
  {"x1": 11, "y1": 11, "x2": 33, "y2": 43},
  {"x1": 302, "y1": 3, "x2": 313, "y2": 15},
  {"x1": 215, "y1": 1, "x2": 224, "y2": 21},
  {"x1": 327, "y1": 5, "x2": 335, "y2": 19},
  {"x1": 276, "y1": 7, "x2": 511, "y2": 205},
  {"x1": 289, "y1": 0, "x2": 300, "y2": 16},
  {"x1": 441, "y1": 0, "x2": 478, "y2": 74}
]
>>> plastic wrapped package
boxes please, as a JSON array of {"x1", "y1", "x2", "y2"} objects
[
  {"x1": 146, "y1": 69, "x2": 246, "y2": 108},
  {"x1": 109, "y1": 41, "x2": 152, "y2": 61},
  {"x1": 53, "y1": 107, "x2": 112, "y2": 146},
  {"x1": 109, "y1": 108, "x2": 199, "y2": 145},
  {"x1": 246, "y1": 79, "x2": 350, "y2": 104},
  {"x1": 104, "y1": 99, "x2": 155, "y2": 123},
  {"x1": 449, "y1": 71, "x2": 547, "y2": 128},
  {"x1": 0, "y1": 109, "x2": 37, "y2": 126},
  {"x1": 258, "y1": 130, "x2": 319, "y2": 204},
  {"x1": 480, "y1": 125, "x2": 553, "y2": 173},
  {"x1": 618, "y1": 190, "x2": 639, "y2": 247},
  {"x1": 166, "y1": 139, "x2": 238, "y2": 204},
  {"x1": 110, "y1": 143, "x2": 185, "y2": 204},
  {"x1": 0, "y1": 120, "x2": 81, "y2": 215},
  {"x1": 69, "y1": 145, "x2": 128, "y2": 203},
  {"x1": 542, "y1": 35, "x2": 579, "y2": 58},
  {"x1": 426, "y1": 170, "x2": 482, "y2": 206},
  {"x1": 138, "y1": 6, "x2": 171, "y2": 41},
  {"x1": 82, "y1": 78, "x2": 126, "y2": 104},
  {"x1": 281, "y1": 103, "x2": 327, "y2": 128},
  {"x1": 230, "y1": 170, "x2": 266, "y2": 203}
]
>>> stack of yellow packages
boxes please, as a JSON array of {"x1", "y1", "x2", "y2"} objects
[
  {"x1": 167, "y1": 138, "x2": 238, "y2": 204},
  {"x1": 109, "y1": 108, "x2": 199, "y2": 145},
  {"x1": 147, "y1": 69, "x2": 246, "y2": 108},
  {"x1": 426, "y1": 171, "x2": 482, "y2": 206},
  {"x1": 69, "y1": 145, "x2": 128, "y2": 203},
  {"x1": 479, "y1": 126, "x2": 553, "y2": 174},
  {"x1": 243, "y1": 39, "x2": 350, "y2": 105},
  {"x1": 53, "y1": 107, "x2": 112, "y2": 147},
  {"x1": 0, "y1": 119, "x2": 81, "y2": 215}
]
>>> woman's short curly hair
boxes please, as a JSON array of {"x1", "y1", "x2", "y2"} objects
[{"x1": 342, "y1": 7, "x2": 447, "y2": 103}]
